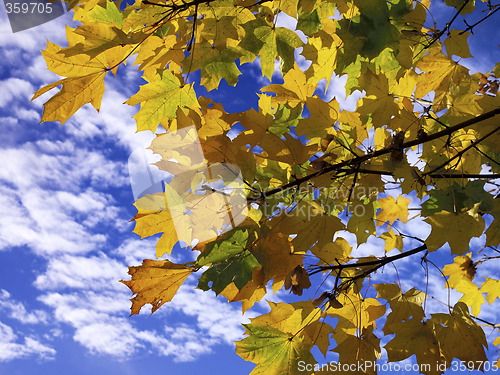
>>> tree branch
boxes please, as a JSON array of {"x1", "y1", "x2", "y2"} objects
[
  {"x1": 336, "y1": 168, "x2": 500, "y2": 179},
  {"x1": 309, "y1": 244, "x2": 428, "y2": 276},
  {"x1": 460, "y1": 4, "x2": 500, "y2": 35},
  {"x1": 249, "y1": 108, "x2": 500, "y2": 201},
  {"x1": 425, "y1": 0, "x2": 471, "y2": 49}
]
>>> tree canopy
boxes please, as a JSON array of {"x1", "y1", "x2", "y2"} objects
[{"x1": 34, "y1": 0, "x2": 500, "y2": 373}]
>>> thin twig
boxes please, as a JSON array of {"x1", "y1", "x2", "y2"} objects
[
  {"x1": 460, "y1": 5, "x2": 500, "y2": 34},
  {"x1": 423, "y1": 125, "x2": 500, "y2": 176}
]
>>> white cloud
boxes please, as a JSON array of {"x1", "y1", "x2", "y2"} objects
[
  {"x1": 0, "y1": 289, "x2": 49, "y2": 325},
  {"x1": 73, "y1": 321, "x2": 144, "y2": 357},
  {"x1": 0, "y1": 321, "x2": 55, "y2": 362},
  {"x1": 15, "y1": 107, "x2": 40, "y2": 121},
  {"x1": 0, "y1": 10, "x2": 72, "y2": 52},
  {"x1": 0, "y1": 139, "x2": 130, "y2": 255},
  {"x1": 166, "y1": 281, "x2": 249, "y2": 344},
  {"x1": 0, "y1": 77, "x2": 34, "y2": 108},
  {"x1": 39, "y1": 292, "x2": 130, "y2": 326},
  {"x1": 113, "y1": 238, "x2": 167, "y2": 266},
  {"x1": 34, "y1": 253, "x2": 127, "y2": 291},
  {"x1": 27, "y1": 55, "x2": 61, "y2": 84},
  {"x1": 0, "y1": 184, "x2": 108, "y2": 255},
  {"x1": 322, "y1": 73, "x2": 364, "y2": 111},
  {"x1": 37, "y1": 283, "x2": 251, "y2": 362},
  {"x1": 0, "y1": 142, "x2": 128, "y2": 191}
]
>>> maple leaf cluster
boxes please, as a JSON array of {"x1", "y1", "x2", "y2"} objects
[{"x1": 33, "y1": 0, "x2": 500, "y2": 373}]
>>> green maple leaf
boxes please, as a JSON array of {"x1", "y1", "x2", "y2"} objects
[
  {"x1": 422, "y1": 181, "x2": 494, "y2": 216},
  {"x1": 186, "y1": 42, "x2": 243, "y2": 91},
  {"x1": 340, "y1": 0, "x2": 403, "y2": 59},
  {"x1": 80, "y1": 0, "x2": 123, "y2": 26},
  {"x1": 444, "y1": 0, "x2": 476, "y2": 15},
  {"x1": 197, "y1": 251, "x2": 260, "y2": 294},
  {"x1": 236, "y1": 324, "x2": 315, "y2": 375},
  {"x1": 296, "y1": 9, "x2": 321, "y2": 37},
  {"x1": 196, "y1": 229, "x2": 252, "y2": 266},
  {"x1": 238, "y1": 18, "x2": 302, "y2": 79}
]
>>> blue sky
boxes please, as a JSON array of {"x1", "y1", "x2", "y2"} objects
[{"x1": 0, "y1": 1, "x2": 499, "y2": 375}]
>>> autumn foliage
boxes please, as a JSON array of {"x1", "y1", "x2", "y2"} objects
[{"x1": 34, "y1": 0, "x2": 500, "y2": 373}]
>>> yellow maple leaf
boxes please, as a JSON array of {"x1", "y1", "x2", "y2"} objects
[
  {"x1": 295, "y1": 96, "x2": 339, "y2": 144},
  {"x1": 374, "y1": 283, "x2": 426, "y2": 335},
  {"x1": 40, "y1": 39, "x2": 107, "y2": 77},
  {"x1": 261, "y1": 63, "x2": 316, "y2": 107},
  {"x1": 250, "y1": 233, "x2": 303, "y2": 291},
  {"x1": 134, "y1": 34, "x2": 184, "y2": 76},
  {"x1": 270, "y1": 200, "x2": 345, "y2": 251},
  {"x1": 414, "y1": 47, "x2": 468, "y2": 99},
  {"x1": 312, "y1": 237, "x2": 352, "y2": 265},
  {"x1": 197, "y1": 15, "x2": 240, "y2": 50},
  {"x1": 444, "y1": 30, "x2": 473, "y2": 59},
  {"x1": 431, "y1": 302, "x2": 487, "y2": 366},
  {"x1": 258, "y1": 132, "x2": 317, "y2": 165},
  {"x1": 376, "y1": 195, "x2": 411, "y2": 226},
  {"x1": 384, "y1": 317, "x2": 446, "y2": 374},
  {"x1": 34, "y1": 74, "x2": 106, "y2": 125},
  {"x1": 333, "y1": 327, "x2": 381, "y2": 375},
  {"x1": 481, "y1": 277, "x2": 500, "y2": 304},
  {"x1": 380, "y1": 230, "x2": 404, "y2": 252},
  {"x1": 131, "y1": 193, "x2": 190, "y2": 258},
  {"x1": 328, "y1": 294, "x2": 385, "y2": 344},
  {"x1": 121, "y1": 259, "x2": 194, "y2": 315},
  {"x1": 197, "y1": 99, "x2": 240, "y2": 139},
  {"x1": 442, "y1": 253, "x2": 485, "y2": 316},
  {"x1": 220, "y1": 268, "x2": 267, "y2": 313},
  {"x1": 247, "y1": 301, "x2": 333, "y2": 357},
  {"x1": 272, "y1": 0, "x2": 299, "y2": 18},
  {"x1": 61, "y1": 23, "x2": 139, "y2": 60},
  {"x1": 357, "y1": 70, "x2": 400, "y2": 127},
  {"x1": 126, "y1": 69, "x2": 199, "y2": 132},
  {"x1": 32, "y1": 40, "x2": 108, "y2": 124},
  {"x1": 346, "y1": 201, "x2": 376, "y2": 245},
  {"x1": 302, "y1": 24, "x2": 341, "y2": 88},
  {"x1": 237, "y1": 107, "x2": 273, "y2": 147}
]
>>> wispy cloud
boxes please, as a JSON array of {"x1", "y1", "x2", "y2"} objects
[
  {"x1": 0, "y1": 321, "x2": 55, "y2": 362},
  {"x1": 0, "y1": 289, "x2": 49, "y2": 324}
]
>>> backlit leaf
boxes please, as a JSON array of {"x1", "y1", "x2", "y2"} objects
[{"x1": 121, "y1": 259, "x2": 194, "y2": 315}]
